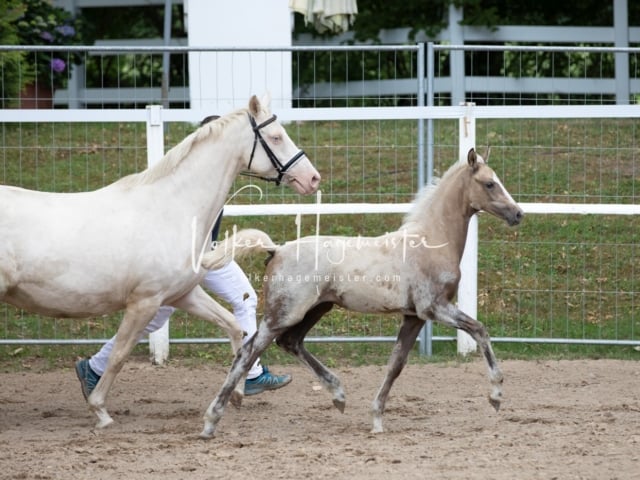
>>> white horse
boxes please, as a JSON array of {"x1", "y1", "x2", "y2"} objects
[
  {"x1": 200, "y1": 149, "x2": 523, "y2": 437},
  {"x1": 0, "y1": 93, "x2": 320, "y2": 429}
]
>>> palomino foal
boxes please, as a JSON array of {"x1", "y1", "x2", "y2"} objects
[{"x1": 200, "y1": 148, "x2": 522, "y2": 437}]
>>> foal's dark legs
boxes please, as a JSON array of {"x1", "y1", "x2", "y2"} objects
[
  {"x1": 275, "y1": 302, "x2": 347, "y2": 412},
  {"x1": 371, "y1": 314, "x2": 424, "y2": 433}
]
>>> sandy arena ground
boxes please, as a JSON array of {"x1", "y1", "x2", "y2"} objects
[{"x1": 1, "y1": 358, "x2": 639, "y2": 480}]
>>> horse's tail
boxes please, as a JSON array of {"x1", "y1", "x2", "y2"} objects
[{"x1": 201, "y1": 228, "x2": 278, "y2": 270}]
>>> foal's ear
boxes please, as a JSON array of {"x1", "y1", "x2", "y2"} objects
[{"x1": 467, "y1": 148, "x2": 481, "y2": 171}]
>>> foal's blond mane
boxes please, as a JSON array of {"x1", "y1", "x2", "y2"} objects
[
  {"x1": 401, "y1": 161, "x2": 467, "y2": 227},
  {"x1": 115, "y1": 108, "x2": 248, "y2": 188}
]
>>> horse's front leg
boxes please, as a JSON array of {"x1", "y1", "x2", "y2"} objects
[
  {"x1": 433, "y1": 302, "x2": 503, "y2": 411},
  {"x1": 173, "y1": 286, "x2": 246, "y2": 406},
  {"x1": 275, "y1": 302, "x2": 347, "y2": 412},
  {"x1": 88, "y1": 297, "x2": 162, "y2": 429},
  {"x1": 459, "y1": 314, "x2": 503, "y2": 411},
  {"x1": 200, "y1": 319, "x2": 280, "y2": 439},
  {"x1": 371, "y1": 314, "x2": 424, "y2": 433}
]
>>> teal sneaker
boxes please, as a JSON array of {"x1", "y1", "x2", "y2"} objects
[
  {"x1": 75, "y1": 358, "x2": 101, "y2": 400},
  {"x1": 244, "y1": 366, "x2": 292, "y2": 396}
]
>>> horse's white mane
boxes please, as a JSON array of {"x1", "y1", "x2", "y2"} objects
[
  {"x1": 401, "y1": 161, "x2": 466, "y2": 226},
  {"x1": 115, "y1": 108, "x2": 248, "y2": 188}
]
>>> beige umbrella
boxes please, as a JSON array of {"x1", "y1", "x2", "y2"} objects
[{"x1": 289, "y1": 0, "x2": 358, "y2": 34}]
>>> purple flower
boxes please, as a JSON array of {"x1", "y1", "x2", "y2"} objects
[
  {"x1": 50, "y1": 58, "x2": 66, "y2": 73},
  {"x1": 40, "y1": 31, "x2": 54, "y2": 42},
  {"x1": 55, "y1": 25, "x2": 75, "y2": 37}
]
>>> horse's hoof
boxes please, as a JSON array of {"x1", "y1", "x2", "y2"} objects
[
  {"x1": 332, "y1": 398, "x2": 346, "y2": 413},
  {"x1": 94, "y1": 417, "x2": 114, "y2": 429},
  {"x1": 199, "y1": 411, "x2": 224, "y2": 439},
  {"x1": 371, "y1": 416, "x2": 384, "y2": 434},
  {"x1": 488, "y1": 396, "x2": 501, "y2": 412},
  {"x1": 230, "y1": 391, "x2": 243, "y2": 409},
  {"x1": 199, "y1": 419, "x2": 217, "y2": 439}
]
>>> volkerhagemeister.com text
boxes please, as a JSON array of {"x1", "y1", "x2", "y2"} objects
[{"x1": 246, "y1": 272, "x2": 401, "y2": 284}]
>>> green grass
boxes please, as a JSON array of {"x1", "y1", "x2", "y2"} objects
[{"x1": 1, "y1": 117, "x2": 639, "y2": 370}]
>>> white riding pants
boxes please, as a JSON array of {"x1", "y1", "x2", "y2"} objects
[{"x1": 88, "y1": 260, "x2": 263, "y2": 379}]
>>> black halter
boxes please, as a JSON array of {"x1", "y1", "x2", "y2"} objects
[{"x1": 244, "y1": 113, "x2": 306, "y2": 186}]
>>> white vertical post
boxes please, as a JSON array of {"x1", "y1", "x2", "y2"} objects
[
  {"x1": 448, "y1": 4, "x2": 465, "y2": 105},
  {"x1": 457, "y1": 103, "x2": 478, "y2": 355},
  {"x1": 186, "y1": 0, "x2": 292, "y2": 113},
  {"x1": 613, "y1": 0, "x2": 629, "y2": 104},
  {"x1": 145, "y1": 105, "x2": 170, "y2": 365}
]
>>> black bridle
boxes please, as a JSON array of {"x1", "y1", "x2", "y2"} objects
[{"x1": 243, "y1": 113, "x2": 306, "y2": 186}]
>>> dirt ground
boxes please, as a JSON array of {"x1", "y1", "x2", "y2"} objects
[{"x1": 1, "y1": 358, "x2": 639, "y2": 480}]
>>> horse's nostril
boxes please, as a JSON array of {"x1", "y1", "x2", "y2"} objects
[{"x1": 512, "y1": 210, "x2": 524, "y2": 225}]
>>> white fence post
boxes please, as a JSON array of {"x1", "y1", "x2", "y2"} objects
[
  {"x1": 614, "y1": 0, "x2": 630, "y2": 104},
  {"x1": 457, "y1": 103, "x2": 478, "y2": 355},
  {"x1": 186, "y1": 0, "x2": 292, "y2": 112},
  {"x1": 145, "y1": 105, "x2": 170, "y2": 365},
  {"x1": 448, "y1": 5, "x2": 466, "y2": 105}
]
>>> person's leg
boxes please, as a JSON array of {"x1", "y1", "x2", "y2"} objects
[
  {"x1": 76, "y1": 306, "x2": 175, "y2": 399},
  {"x1": 202, "y1": 261, "x2": 291, "y2": 394},
  {"x1": 88, "y1": 305, "x2": 175, "y2": 375},
  {"x1": 201, "y1": 261, "x2": 262, "y2": 377}
]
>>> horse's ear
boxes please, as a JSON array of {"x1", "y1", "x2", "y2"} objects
[
  {"x1": 467, "y1": 148, "x2": 480, "y2": 171},
  {"x1": 249, "y1": 92, "x2": 272, "y2": 116},
  {"x1": 249, "y1": 95, "x2": 260, "y2": 116},
  {"x1": 260, "y1": 91, "x2": 272, "y2": 110}
]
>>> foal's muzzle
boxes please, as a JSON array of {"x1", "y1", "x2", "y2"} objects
[{"x1": 507, "y1": 208, "x2": 524, "y2": 226}]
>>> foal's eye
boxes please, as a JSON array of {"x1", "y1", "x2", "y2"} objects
[{"x1": 485, "y1": 181, "x2": 495, "y2": 189}]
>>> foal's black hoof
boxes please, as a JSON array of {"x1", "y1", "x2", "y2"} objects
[
  {"x1": 333, "y1": 398, "x2": 346, "y2": 413},
  {"x1": 488, "y1": 396, "x2": 501, "y2": 412}
]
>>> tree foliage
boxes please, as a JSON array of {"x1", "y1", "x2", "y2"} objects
[
  {"x1": 7, "y1": 1, "x2": 633, "y2": 106},
  {"x1": 314, "y1": 0, "x2": 640, "y2": 43},
  {"x1": 80, "y1": 4, "x2": 186, "y2": 96},
  {"x1": 0, "y1": 0, "x2": 34, "y2": 106},
  {"x1": 292, "y1": 0, "x2": 638, "y2": 106}
]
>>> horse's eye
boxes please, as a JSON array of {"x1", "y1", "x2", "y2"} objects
[
  {"x1": 486, "y1": 181, "x2": 495, "y2": 189},
  {"x1": 271, "y1": 135, "x2": 282, "y2": 144}
]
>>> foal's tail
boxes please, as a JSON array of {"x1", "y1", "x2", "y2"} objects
[{"x1": 201, "y1": 228, "x2": 278, "y2": 270}]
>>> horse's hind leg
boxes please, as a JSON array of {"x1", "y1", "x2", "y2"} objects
[
  {"x1": 200, "y1": 319, "x2": 282, "y2": 439},
  {"x1": 371, "y1": 314, "x2": 424, "y2": 433},
  {"x1": 275, "y1": 302, "x2": 347, "y2": 412},
  {"x1": 433, "y1": 302, "x2": 503, "y2": 412}
]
